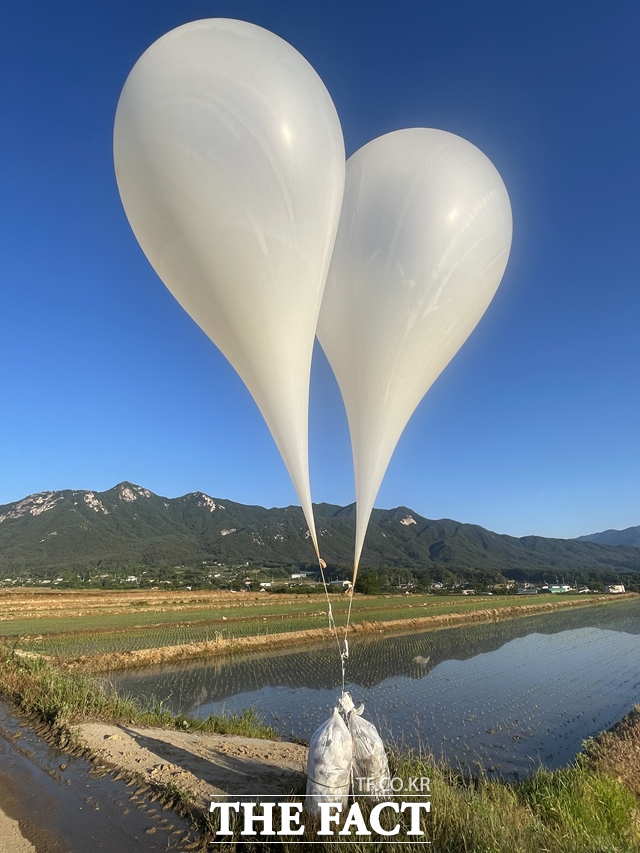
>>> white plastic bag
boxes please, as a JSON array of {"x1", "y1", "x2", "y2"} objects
[
  {"x1": 348, "y1": 703, "x2": 390, "y2": 800},
  {"x1": 305, "y1": 708, "x2": 353, "y2": 816}
]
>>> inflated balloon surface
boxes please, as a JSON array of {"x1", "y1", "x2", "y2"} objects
[
  {"x1": 317, "y1": 129, "x2": 512, "y2": 581},
  {"x1": 114, "y1": 19, "x2": 345, "y2": 553}
]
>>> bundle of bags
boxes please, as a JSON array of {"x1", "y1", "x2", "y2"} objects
[{"x1": 305, "y1": 692, "x2": 390, "y2": 816}]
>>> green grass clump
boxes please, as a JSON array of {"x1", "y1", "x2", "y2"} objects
[
  {"x1": 0, "y1": 644, "x2": 276, "y2": 739},
  {"x1": 0, "y1": 648, "x2": 139, "y2": 724},
  {"x1": 388, "y1": 754, "x2": 640, "y2": 853},
  {"x1": 516, "y1": 766, "x2": 637, "y2": 849},
  {"x1": 137, "y1": 705, "x2": 277, "y2": 739},
  {"x1": 162, "y1": 782, "x2": 194, "y2": 805}
]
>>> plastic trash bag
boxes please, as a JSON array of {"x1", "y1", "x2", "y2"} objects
[
  {"x1": 348, "y1": 701, "x2": 390, "y2": 800},
  {"x1": 306, "y1": 707, "x2": 353, "y2": 816}
]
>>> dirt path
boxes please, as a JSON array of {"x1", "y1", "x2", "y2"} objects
[
  {"x1": 77, "y1": 723, "x2": 307, "y2": 812},
  {"x1": 0, "y1": 801, "x2": 37, "y2": 853}
]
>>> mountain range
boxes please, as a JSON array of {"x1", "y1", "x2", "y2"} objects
[
  {"x1": 576, "y1": 526, "x2": 640, "y2": 548},
  {"x1": 0, "y1": 482, "x2": 638, "y2": 577}
]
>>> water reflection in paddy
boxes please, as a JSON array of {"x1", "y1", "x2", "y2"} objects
[{"x1": 106, "y1": 598, "x2": 640, "y2": 777}]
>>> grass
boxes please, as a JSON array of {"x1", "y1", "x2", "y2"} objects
[
  {"x1": 382, "y1": 752, "x2": 639, "y2": 853},
  {"x1": 161, "y1": 781, "x2": 194, "y2": 806},
  {"x1": 0, "y1": 643, "x2": 277, "y2": 739},
  {"x1": 424, "y1": 757, "x2": 639, "y2": 853},
  {"x1": 583, "y1": 705, "x2": 640, "y2": 801}
]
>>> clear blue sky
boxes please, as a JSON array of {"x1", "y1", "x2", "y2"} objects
[{"x1": 1, "y1": 0, "x2": 638, "y2": 538}]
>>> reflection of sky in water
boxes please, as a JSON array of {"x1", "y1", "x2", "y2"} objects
[{"x1": 107, "y1": 600, "x2": 640, "y2": 777}]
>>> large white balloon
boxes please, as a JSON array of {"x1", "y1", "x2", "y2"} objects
[
  {"x1": 317, "y1": 128, "x2": 512, "y2": 582},
  {"x1": 114, "y1": 20, "x2": 345, "y2": 553}
]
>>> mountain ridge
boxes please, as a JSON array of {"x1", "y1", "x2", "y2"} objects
[
  {"x1": 0, "y1": 481, "x2": 638, "y2": 576},
  {"x1": 576, "y1": 526, "x2": 640, "y2": 548}
]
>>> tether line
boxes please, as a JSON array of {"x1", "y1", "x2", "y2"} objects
[{"x1": 315, "y1": 551, "x2": 346, "y2": 692}]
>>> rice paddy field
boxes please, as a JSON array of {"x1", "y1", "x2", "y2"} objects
[
  {"x1": 2, "y1": 588, "x2": 639, "y2": 781},
  {"x1": 102, "y1": 596, "x2": 640, "y2": 779},
  {"x1": 0, "y1": 589, "x2": 599, "y2": 658}
]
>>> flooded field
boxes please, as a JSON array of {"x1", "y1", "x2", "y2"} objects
[{"x1": 106, "y1": 598, "x2": 640, "y2": 778}]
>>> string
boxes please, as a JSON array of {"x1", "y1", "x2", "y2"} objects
[
  {"x1": 343, "y1": 585, "x2": 355, "y2": 662},
  {"x1": 315, "y1": 550, "x2": 346, "y2": 692},
  {"x1": 336, "y1": 573, "x2": 356, "y2": 694}
]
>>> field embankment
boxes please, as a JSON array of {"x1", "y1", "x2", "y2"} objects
[
  {"x1": 2, "y1": 588, "x2": 635, "y2": 671},
  {"x1": 66, "y1": 593, "x2": 637, "y2": 671}
]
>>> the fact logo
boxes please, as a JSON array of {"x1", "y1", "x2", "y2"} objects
[{"x1": 209, "y1": 778, "x2": 431, "y2": 842}]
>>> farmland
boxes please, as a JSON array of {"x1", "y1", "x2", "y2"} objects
[
  {"x1": 1, "y1": 591, "x2": 640, "y2": 853},
  {"x1": 0, "y1": 588, "x2": 627, "y2": 664},
  {"x1": 1, "y1": 588, "x2": 640, "y2": 852}
]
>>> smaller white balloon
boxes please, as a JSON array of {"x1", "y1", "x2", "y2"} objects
[{"x1": 317, "y1": 128, "x2": 513, "y2": 582}]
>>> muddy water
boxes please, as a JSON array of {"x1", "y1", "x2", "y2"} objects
[
  {"x1": 0, "y1": 699, "x2": 199, "y2": 853},
  {"x1": 107, "y1": 598, "x2": 640, "y2": 778}
]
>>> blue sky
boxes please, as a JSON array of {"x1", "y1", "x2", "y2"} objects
[{"x1": 0, "y1": 0, "x2": 638, "y2": 538}]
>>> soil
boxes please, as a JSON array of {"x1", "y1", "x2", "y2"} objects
[
  {"x1": 9, "y1": 705, "x2": 639, "y2": 847},
  {"x1": 76, "y1": 722, "x2": 307, "y2": 811},
  {"x1": 0, "y1": 794, "x2": 37, "y2": 853},
  {"x1": 0, "y1": 590, "x2": 311, "y2": 622}
]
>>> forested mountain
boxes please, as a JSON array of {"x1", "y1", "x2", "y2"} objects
[
  {"x1": 0, "y1": 482, "x2": 639, "y2": 576},
  {"x1": 576, "y1": 526, "x2": 640, "y2": 547}
]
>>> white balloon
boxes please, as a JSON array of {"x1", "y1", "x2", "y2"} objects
[
  {"x1": 317, "y1": 128, "x2": 512, "y2": 581},
  {"x1": 114, "y1": 19, "x2": 345, "y2": 553}
]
